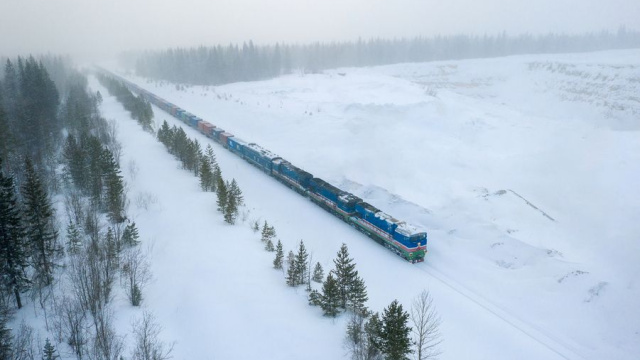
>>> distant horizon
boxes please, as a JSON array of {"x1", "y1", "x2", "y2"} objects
[{"x1": 1, "y1": 0, "x2": 639, "y2": 62}]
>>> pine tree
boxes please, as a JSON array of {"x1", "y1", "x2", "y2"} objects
[
  {"x1": 365, "y1": 312, "x2": 384, "y2": 359},
  {"x1": 22, "y1": 157, "x2": 61, "y2": 287},
  {"x1": 101, "y1": 148, "x2": 126, "y2": 224},
  {"x1": 42, "y1": 338, "x2": 60, "y2": 360},
  {"x1": 0, "y1": 160, "x2": 30, "y2": 308},
  {"x1": 320, "y1": 272, "x2": 340, "y2": 317},
  {"x1": 312, "y1": 262, "x2": 324, "y2": 283},
  {"x1": 285, "y1": 250, "x2": 297, "y2": 286},
  {"x1": 205, "y1": 144, "x2": 217, "y2": 169},
  {"x1": 261, "y1": 221, "x2": 276, "y2": 243},
  {"x1": 223, "y1": 188, "x2": 237, "y2": 224},
  {"x1": 347, "y1": 274, "x2": 369, "y2": 313},
  {"x1": 216, "y1": 176, "x2": 228, "y2": 213},
  {"x1": 252, "y1": 220, "x2": 259, "y2": 233},
  {"x1": 308, "y1": 289, "x2": 322, "y2": 307},
  {"x1": 121, "y1": 221, "x2": 140, "y2": 247},
  {"x1": 273, "y1": 240, "x2": 284, "y2": 269},
  {"x1": 211, "y1": 164, "x2": 221, "y2": 192},
  {"x1": 65, "y1": 220, "x2": 82, "y2": 254},
  {"x1": 229, "y1": 179, "x2": 244, "y2": 207},
  {"x1": 295, "y1": 240, "x2": 309, "y2": 286},
  {"x1": 334, "y1": 243, "x2": 357, "y2": 309},
  {"x1": 381, "y1": 300, "x2": 413, "y2": 360},
  {"x1": 199, "y1": 157, "x2": 214, "y2": 191},
  {"x1": 265, "y1": 239, "x2": 274, "y2": 252}
]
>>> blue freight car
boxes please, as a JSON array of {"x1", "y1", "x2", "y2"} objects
[
  {"x1": 243, "y1": 143, "x2": 280, "y2": 173},
  {"x1": 227, "y1": 136, "x2": 248, "y2": 156},
  {"x1": 272, "y1": 160, "x2": 313, "y2": 194}
]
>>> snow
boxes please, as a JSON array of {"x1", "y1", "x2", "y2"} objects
[{"x1": 89, "y1": 49, "x2": 639, "y2": 359}]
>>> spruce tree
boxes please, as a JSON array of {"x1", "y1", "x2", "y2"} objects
[
  {"x1": 101, "y1": 148, "x2": 126, "y2": 224},
  {"x1": 285, "y1": 250, "x2": 297, "y2": 286},
  {"x1": 308, "y1": 289, "x2": 322, "y2": 307},
  {"x1": 205, "y1": 144, "x2": 217, "y2": 169},
  {"x1": 121, "y1": 222, "x2": 140, "y2": 247},
  {"x1": 320, "y1": 272, "x2": 340, "y2": 317},
  {"x1": 273, "y1": 240, "x2": 284, "y2": 269},
  {"x1": 365, "y1": 312, "x2": 384, "y2": 359},
  {"x1": 265, "y1": 239, "x2": 274, "y2": 252},
  {"x1": 199, "y1": 158, "x2": 214, "y2": 191},
  {"x1": 22, "y1": 157, "x2": 61, "y2": 287},
  {"x1": 334, "y1": 243, "x2": 357, "y2": 309},
  {"x1": 223, "y1": 188, "x2": 237, "y2": 224},
  {"x1": 261, "y1": 221, "x2": 276, "y2": 243},
  {"x1": 65, "y1": 220, "x2": 82, "y2": 254},
  {"x1": 312, "y1": 262, "x2": 324, "y2": 283},
  {"x1": 216, "y1": 176, "x2": 228, "y2": 213},
  {"x1": 381, "y1": 300, "x2": 413, "y2": 360},
  {"x1": 0, "y1": 160, "x2": 30, "y2": 308},
  {"x1": 229, "y1": 179, "x2": 244, "y2": 207},
  {"x1": 347, "y1": 274, "x2": 369, "y2": 313},
  {"x1": 295, "y1": 240, "x2": 309, "y2": 286},
  {"x1": 42, "y1": 338, "x2": 60, "y2": 360}
]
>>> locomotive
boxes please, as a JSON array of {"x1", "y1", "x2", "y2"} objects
[{"x1": 97, "y1": 69, "x2": 428, "y2": 263}]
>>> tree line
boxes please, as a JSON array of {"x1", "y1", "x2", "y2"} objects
[
  {"x1": 96, "y1": 74, "x2": 154, "y2": 132},
  {"x1": 124, "y1": 27, "x2": 640, "y2": 86}
]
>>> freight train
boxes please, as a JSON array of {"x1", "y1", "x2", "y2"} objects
[{"x1": 96, "y1": 68, "x2": 428, "y2": 263}]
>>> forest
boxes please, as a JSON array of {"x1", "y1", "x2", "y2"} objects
[{"x1": 126, "y1": 28, "x2": 640, "y2": 85}]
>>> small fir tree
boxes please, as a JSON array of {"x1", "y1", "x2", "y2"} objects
[
  {"x1": 65, "y1": 220, "x2": 82, "y2": 254},
  {"x1": 320, "y1": 272, "x2": 340, "y2": 317},
  {"x1": 252, "y1": 220, "x2": 259, "y2": 233},
  {"x1": 121, "y1": 221, "x2": 140, "y2": 247},
  {"x1": 334, "y1": 243, "x2": 357, "y2": 309},
  {"x1": 229, "y1": 179, "x2": 244, "y2": 207},
  {"x1": 285, "y1": 250, "x2": 297, "y2": 286},
  {"x1": 308, "y1": 289, "x2": 322, "y2": 307},
  {"x1": 199, "y1": 157, "x2": 214, "y2": 191},
  {"x1": 265, "y1": 239, "x2": 274, "y2": 252},
  {"x1": 273, "y1": 240, "x2": 284, "y2": 269},
  {"x1": 42, "y1": 338, "x2": 60, "y2": 360},
  {"x1": 312, "y1": 262, "x2": 324, "y2": 283},
  {"x1": 381, "y1": 300, "x2": 413, "y2": 360},
  {"x1": 347, "y1": 274, "x2": 369, "y2": 313},
  {"x1": 216, "y1": 176, "x2": 228, "y2": 213},
  {"x1": 223, "y1": 189, "x2": 237, "y2": 224},
  {"x1": 295, "y1": 240, "x2": 309, "y2": 286}
]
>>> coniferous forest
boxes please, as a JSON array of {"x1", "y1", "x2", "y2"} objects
[
  {"x1": 0, "y1": 57, "x2": 172, "y2": 359},
  {"x1": 125, "y1": 28, "x2": 640, "y2": 85}
]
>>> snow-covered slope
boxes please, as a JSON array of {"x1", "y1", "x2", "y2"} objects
[{"x1": 100, "y1": 49, "x2": 640, "y2": 359}]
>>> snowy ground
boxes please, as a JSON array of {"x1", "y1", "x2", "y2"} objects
[{"x1": 92, "y1": 49, "x2": 639, "y2": 359}]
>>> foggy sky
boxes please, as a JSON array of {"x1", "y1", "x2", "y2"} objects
[{"x1": 1, "y1": 0, "x2": 639, "y2": 60}]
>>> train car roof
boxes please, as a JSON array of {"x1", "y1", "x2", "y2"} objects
[{"x1": 246, "y1": 143, "x2": 280, "y2": 160}]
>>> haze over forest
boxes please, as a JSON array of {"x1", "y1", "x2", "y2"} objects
[{"x1": 1, "y1": 0, "x2": 639, "y2": 60}]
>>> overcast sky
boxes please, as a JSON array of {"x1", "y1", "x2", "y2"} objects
[{"x1": 1, "y1": 0, "x2": 639, "y2": 60}]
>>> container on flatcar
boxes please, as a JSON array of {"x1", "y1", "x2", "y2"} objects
[
  {"x1": 218, "y1": 132, "x2": 234, "y2": 147},
  {"x1": 189, "y1": 116, "x2": 201, "y2": 128}
]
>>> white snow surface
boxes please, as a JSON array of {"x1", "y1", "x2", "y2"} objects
[{"x1": 89, "y1": 50, "x2": 639, "y2": 359}]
